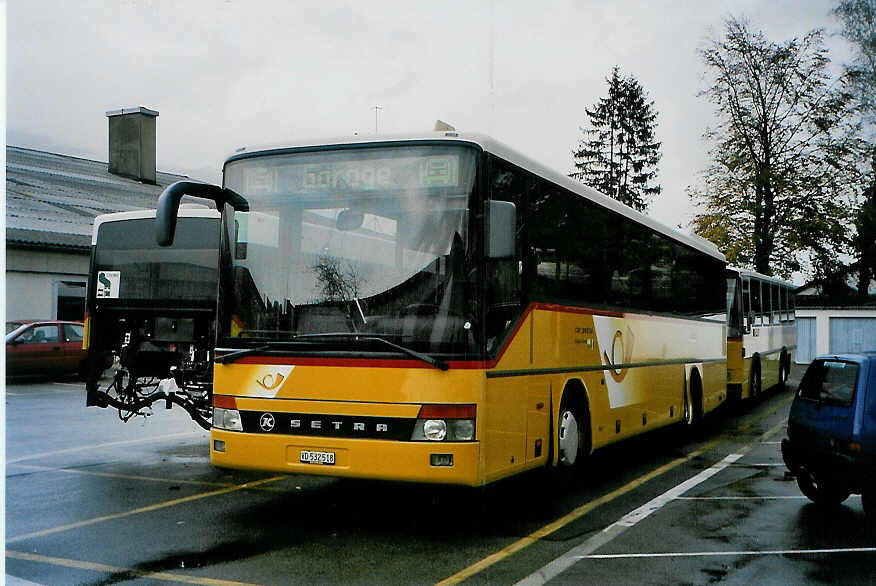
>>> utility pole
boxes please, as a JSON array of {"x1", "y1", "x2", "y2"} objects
[{"x1": 373, "y1": 105, "x2": 382, "y2": 133}]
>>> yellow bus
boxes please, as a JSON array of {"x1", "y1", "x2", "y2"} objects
[
  {"x1": 155, "y1": 132, "x2": 729, "y2": 486},
  {"x1": 726, "y1": 267, "x2": 796, "y2": 399}
]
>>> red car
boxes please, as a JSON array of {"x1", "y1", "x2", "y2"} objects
[{"x1": 6, "y1": 320, "x2": 92, "y2": 378}]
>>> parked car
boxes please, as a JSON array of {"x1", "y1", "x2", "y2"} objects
[
  {"x1": 782, "y1": 353, "x2": 876, "y2": 514},
  {"x1": 6, "y1": 320, "x2": 34, "y2": 334},
  {"x1": 6, "y1": 320, "x2": 93, "y2": 378}
]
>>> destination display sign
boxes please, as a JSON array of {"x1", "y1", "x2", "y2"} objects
[{"x1": 240, "y1": 153, "x2": 461, "y2": 195}]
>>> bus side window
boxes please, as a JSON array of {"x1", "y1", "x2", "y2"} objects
[
  {"x1": 485, "y1": 157, "x2": 525, "y2": 354},
  {"x1": 751, "y1": 279, "x2": 762, "y2": 327},
  {"x1": 742, "y1": 277, "x2": 751, "y2": 333},
  {"x1": 779, "y1": 284, "x2": 786, "y2": 323},
  {"x1": 770, "y1": 282, "x2": 779, "y2": 325}
]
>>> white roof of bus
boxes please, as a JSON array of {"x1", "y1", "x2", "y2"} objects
[
  {"x1": 225, "y1": 132, "x2": 725, "y2": 262},
  {"x1": 91, "y1": 206, "x2": 220, "y2": 245},
  {"x1": 727, "y1": 265, "x2": 795, "y2": 288}
]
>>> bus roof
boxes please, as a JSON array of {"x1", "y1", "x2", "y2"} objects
[
  {"x1": 727, "y1": 265, "x2": 795, "y2": 288},
  {"x1": 91, "y1": 206, "x2": 220, "y2": 245},
  {"x1": 225, "y1": 132, "x2": 725, "y2": 262}
]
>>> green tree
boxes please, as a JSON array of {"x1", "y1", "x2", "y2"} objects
[
  {"x1": 833, "y1": 0, "x2": 876, "y2": 122},
  {"x1": 834, "y1": 0, "x2": 876, "y2": 297},
  {"x1": 852, "y1": 157, "x2": 876, "y2": 297},
  {"x1": 570, "y1": 66, "x2": 662, "y2": 213},
  {"x1": 690, "y1": 17, "x2": 859, "y2": 278}
]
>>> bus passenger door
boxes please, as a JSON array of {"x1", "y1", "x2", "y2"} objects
[{"x1": 484, "y1": 376, "x2": 527, "y2": 480}]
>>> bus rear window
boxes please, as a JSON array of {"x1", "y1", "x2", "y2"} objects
[{"x1": 798, "y1": 360, "x2": 860, "y2": 406}]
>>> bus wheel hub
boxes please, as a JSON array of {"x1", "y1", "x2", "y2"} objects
[{"x1": 559, "y1": 410, "x2": 579, "y2": 466}]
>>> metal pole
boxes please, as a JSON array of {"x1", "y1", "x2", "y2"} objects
[{"x1": 373, "y1": 105, "x2": 382, "y2": 133}]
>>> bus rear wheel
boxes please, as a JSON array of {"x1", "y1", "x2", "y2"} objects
[
  {"x1": 683, "y1": 372, "x2": 702, "y2": 429},
  {"x1": 750, "y1": 359, "x2": 762, "y2": 399},
  {"x1": 779, "y1": 351, "x2": 790, "y2": 387}
]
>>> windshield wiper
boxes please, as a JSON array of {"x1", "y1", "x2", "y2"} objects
[
  {"x1": 214, "y1": 345, "x2": 272, "y2": 364},
  {"x1": 295, "y1": 333, "x2": 449, "y2": 371}
]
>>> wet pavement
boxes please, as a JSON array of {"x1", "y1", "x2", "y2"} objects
[{"x1": 5, "y1": 366, "x2": 876, "y2": 584}]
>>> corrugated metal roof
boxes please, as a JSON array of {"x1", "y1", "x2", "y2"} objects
[{"x1": 5, "y1": 146, "x2": 188, "y2": 250}]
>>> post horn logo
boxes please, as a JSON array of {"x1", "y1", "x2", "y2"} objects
[
  {"x1": 603, "y1": 328, "x2": 635, "y2": 383},
  {"x1": 256, "y1": 373, "x2": 286, "y2": 391}
]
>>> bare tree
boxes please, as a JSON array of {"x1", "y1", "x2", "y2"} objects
[
  {"x1": 312, "y1": 255, "x2": 364, "y2": 302},
  {"x1": 690, "y1": 17, "x2": 859, "y2": 278}
]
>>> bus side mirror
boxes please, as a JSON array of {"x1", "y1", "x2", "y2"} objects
[
  {"x1": 156, "y1": 181, "x2": 249, "y2": 246},
  {"x1": 485, "y1": 200, "x2": 516, "y2": 259}
]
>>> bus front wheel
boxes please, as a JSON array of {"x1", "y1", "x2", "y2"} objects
[{"x1": 557, "y1": 394, "x2": 590, "y2": 469}]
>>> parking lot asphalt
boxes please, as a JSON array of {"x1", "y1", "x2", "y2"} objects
[{"x1": 6, "y1": 366, "x2": 876, "y2": 585}]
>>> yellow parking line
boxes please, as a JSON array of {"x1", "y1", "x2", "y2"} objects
[
  {"x1": 435, "y1": 438, "x2": 723, "y2": 586},
  {"x1": 7, "y1": 431, "x2": 206, "y2": 464},
  {"x1": 436, "y1": 396, "x2": 794, "y2": 585},
  {"x1": 6, "y1": 476, "x2": 286, "y2": 544},
  {"x1": 10, "y1": 463, "x2": 234, "y2": 488},
  {"x1": 10, "y1": 464, "x2": 294, "y2": 493},
  {"x1": 6, "y1": 550, "x2": 261, "y2": 585}
]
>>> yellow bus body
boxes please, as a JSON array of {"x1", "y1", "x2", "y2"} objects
[
  {"x1": 211, "y1": 304, "x2": 726, "y2": 486},
  {"x1": 730, "y1": 324, "x2": 796, "y2": 399}
]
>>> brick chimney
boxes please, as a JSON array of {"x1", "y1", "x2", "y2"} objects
[{"x1": 106, "y1": 106, "x2": 158, "y2": 184}]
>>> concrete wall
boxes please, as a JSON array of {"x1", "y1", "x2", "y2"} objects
[{"x1": 6, "y1": 248, "x2": 89, "y2": 320}]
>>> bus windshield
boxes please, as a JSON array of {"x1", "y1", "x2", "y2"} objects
[
  {"x1": 94, "y1": 216, "x2": 219, "y2": 303},
  {"x1": 222, "y1": 144, "x2": 480, "y2": 357}
]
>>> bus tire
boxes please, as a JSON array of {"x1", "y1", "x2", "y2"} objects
[
  {"x1": 557, "y1": 385, "x2": 591, "y2": 470},
  {"x1": 778, "y1": 350, "x2": 789, "y2": 387},
  {"x1": 683, "y1": 370, "x2": 703, "y2": 429},
  {"x1": 750, "y1": 358, "x2": 762, "y2": 399}
]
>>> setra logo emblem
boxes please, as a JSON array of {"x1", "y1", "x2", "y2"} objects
[
  {"x1": 259, "y1": 413, "x2": 276, "y2": 432},
  {"x1": 256, "y1": 373, "x2": 286, "y2": 391}
]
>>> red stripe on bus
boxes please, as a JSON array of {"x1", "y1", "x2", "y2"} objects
[{"x1": 530, "y1": 302, "x2": 625, "y2": 318}]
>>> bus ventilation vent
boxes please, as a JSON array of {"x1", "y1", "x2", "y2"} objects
[
  {"x1": 616, "y1": 420, "x2": 621, "y2": 434},
  {"x1": 642, "y1": 413, "x2": 647, "y2": 426}
]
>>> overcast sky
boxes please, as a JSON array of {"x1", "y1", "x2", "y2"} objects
[{"x1": 6, "y1": 0, "x2": 852, "y2": 230}]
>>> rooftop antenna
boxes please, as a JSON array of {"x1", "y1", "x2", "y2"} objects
[
  {"x1": 434, "y1": 120, "x2": 456, "y2": 131},
  {"x1": 373, "y1": 105, "x2": 382, "y2": 133}
]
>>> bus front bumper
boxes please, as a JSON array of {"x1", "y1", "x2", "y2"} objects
[{"x1": 211, "y1": 429, "x2": 482, "y2": 486}]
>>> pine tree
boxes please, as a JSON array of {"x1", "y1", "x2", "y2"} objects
[{"x1": 570, "y1": 66, "x2": 662, "y2": 212}]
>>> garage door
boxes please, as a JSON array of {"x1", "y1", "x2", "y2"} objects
[
  {"x1": 796, "y1": 317, "x2": 816, "y2": 363},
  {"x1": 829, "y1": 317, "x2": 876, "y2": 354}
]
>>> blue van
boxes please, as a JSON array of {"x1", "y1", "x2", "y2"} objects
[{"x1": 782, "y1": 353, "x2": 876, "y2": 513}]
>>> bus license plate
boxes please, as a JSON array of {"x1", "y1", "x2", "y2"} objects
[{"x1": 300, "y1": 450, "x2": 336, "y2": 465}]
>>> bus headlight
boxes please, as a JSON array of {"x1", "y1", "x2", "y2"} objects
[
  {"x1": 424, "y1": 420, "x2": 447, "y2": 441},
  {"x1": 213, "y1": 407, "x2": 243, "y2": 431},
  {"x1": 213, "y1": 396, "x2": 242, "y2": 431},
  {"x1": 452, "y1": 419, "x2": 475, "y2": 441},
  {"x1": 410, "y1": 404, "x2": 476, "y2": 441}
]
